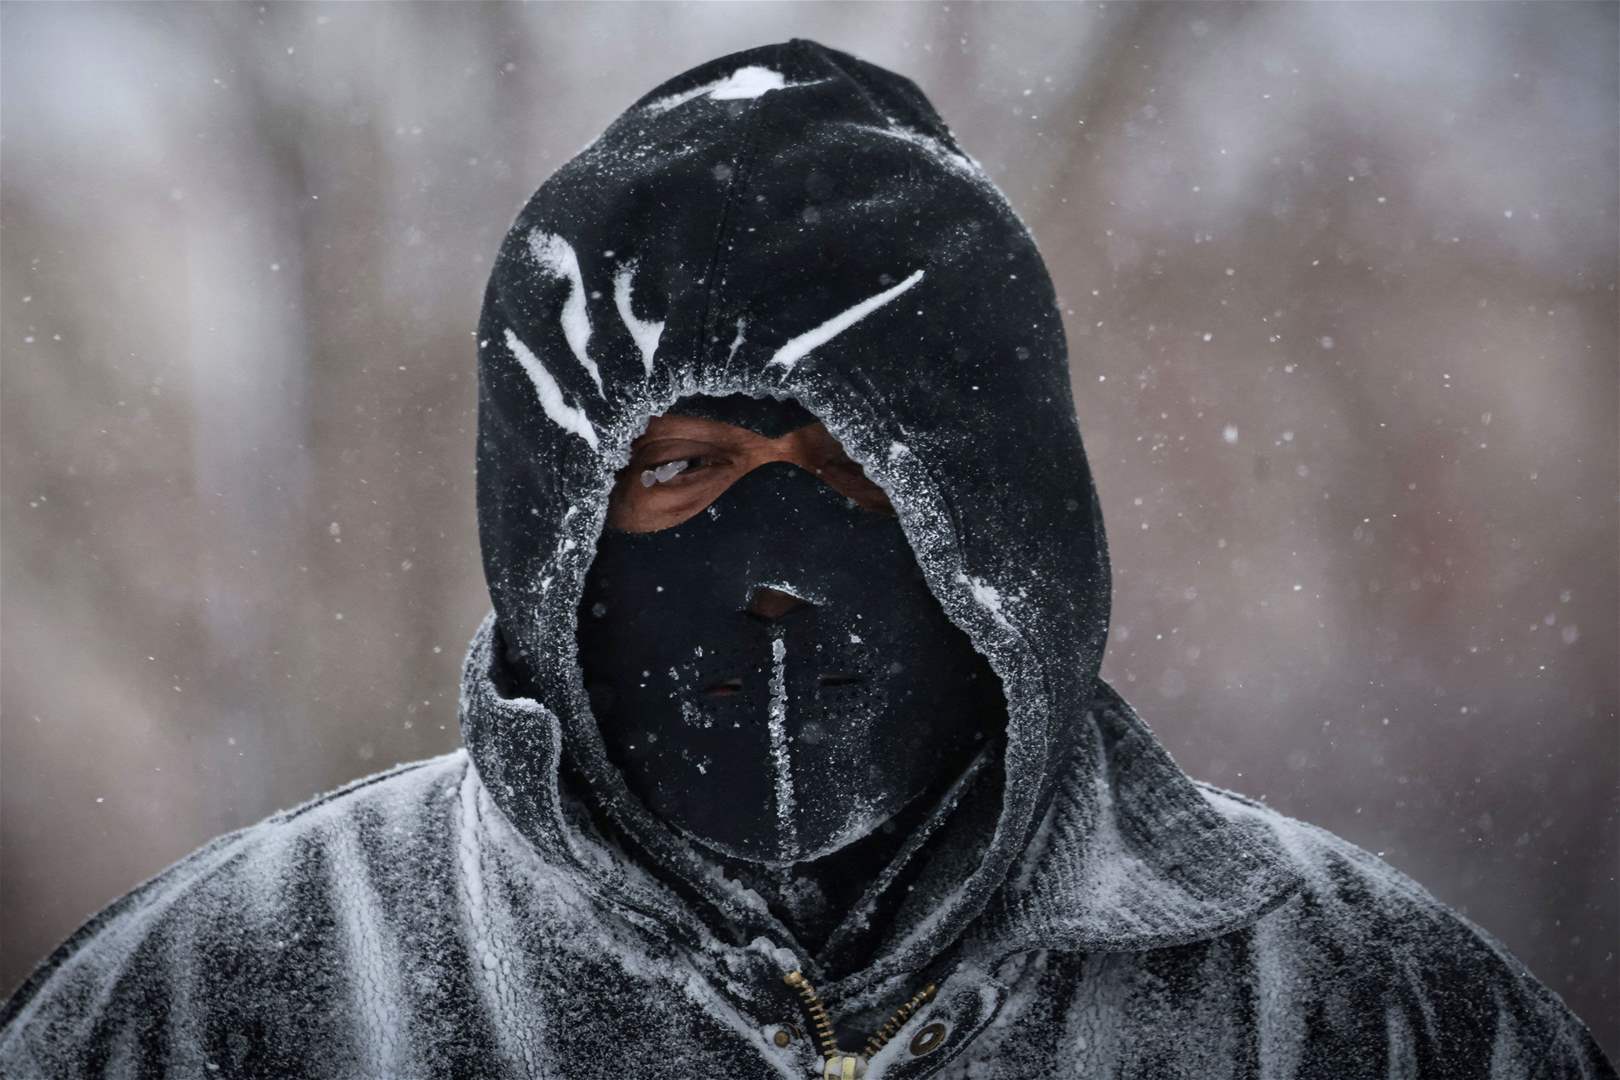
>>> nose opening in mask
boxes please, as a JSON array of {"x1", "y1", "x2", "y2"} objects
[{"x1": 744, "y1": 585, "x2": 811, "y2": 622}]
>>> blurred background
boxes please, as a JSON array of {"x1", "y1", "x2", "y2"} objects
[{"x1": 2, "y1": 0, "x2": 1614, "y2": 1054}]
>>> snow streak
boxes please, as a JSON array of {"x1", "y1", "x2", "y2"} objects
[
  {"x1": 329, "y1": 823, "x2": 407, "y2": 1074},
  {"x1": 766, "y1": 629, "x2": 796, "y2": 860},
  {"x1": 957, "y1": 571, "x2": 1014, "y2": 631},
  {"x1": 613, "y1": 262, "x2": 664, "y2": 376},
  {"x1": 725, "y1": 317, "x2": 748, "y2": 364},
  {"x1": 871, "y1": 125, "x2": 982, "y2": 181},
  {"x1": 767, "y1": 270, "x2": 924, "y2": 373},
  {"x1": 527, "y1": 230, "x2": 603, "y2": 394},
  {"x1": 642, "y1": 65, "x2": 822, "y2": 114},
  {"x1": 503, "y1": 328, "x2": 599, "y2": 450}
]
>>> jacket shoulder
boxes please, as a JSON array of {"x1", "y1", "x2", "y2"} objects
[
  {"x1": 0, "y1": 751, "x2": 471, "y2": 1078},
  {"x1": 1198, "y1": 785, "x2": 1615, "y2": 1079}
]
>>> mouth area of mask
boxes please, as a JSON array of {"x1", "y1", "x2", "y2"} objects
[{"x1": 576, "y1": 458, "x2": 1004, "y2": 866}]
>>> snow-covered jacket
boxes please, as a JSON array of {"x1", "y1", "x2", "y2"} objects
[{"x1": 3, "y1": 37, "x2": 1612, "y2": 1080}]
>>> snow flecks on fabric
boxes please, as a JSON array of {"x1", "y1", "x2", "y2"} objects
[
  {"x1": 957, "y1": 571, "x2": 1014, "y2": 631},
  {"x1": 696, "y1": 860, "x2": 777, "y2": 924},
  {"x1": 1384, "y1": 1005, "x2": 1419, "y2": 1080},
  {"x1": 725, "y1": 317, "x2": 748, "y2": 364},
  {"x1": 527, "y1": 230, "x2": 603, "y2": 394},
  {"x1": 1252, "y1": 891, "x2": 1309, "y2": 1080},
  {"x1": 328, "y1": 823, "x2": 408, "y2": 1075},
  {"x1": 807, "y1": 801, "x2": 902, "y2": 863},
  {"x1": 678, "y1": 699, "x2": 711, "y2": 731},
  {"x1": 872, "y1": 124, "x2": 982, "y2": 182},
  {"x1": 1068, "y1": 771, "x2": 1139, "y2": 918},
  {"x1": 613, "y1": 261, "x2": 664, "y2": 376},
  {"x1": 503, "y1": 328, "x2": 599, "y2": 450},
  {"x1": 670, "y1": 968, "x2": 803, "y2": 1080},
  {"x1": 1488, "y1": 990, "x2": 1533, "y2": 1077},
  {"x1": 1055, "y1": 955, "x2": 1127, "y2": 1067},
  {"x1": 744, "y1": 935, "x2": 800, "y2": 976},
  {"x1": 642, "y1": 66, "x2": 821, "y2": 115},
  {"x1": 766, "y1": 269, "x2": 924, "y2": 374},
  {"x1": 456, "y1": 767, "x2": 543, "y2": 1077},
  {"x1": 1009, "y1": 788, "x2": 1063, "y2": 897},
  {"x1": 766, "y1": 629, "x2": 796, "y2": 861},
  {"x1": 887, "y1": 441, "x2": 911, "y2": 459}
]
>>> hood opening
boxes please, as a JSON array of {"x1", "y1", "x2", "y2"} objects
[{"x1": 480, "y1": 352, "x2": 1070, "y2": 999}]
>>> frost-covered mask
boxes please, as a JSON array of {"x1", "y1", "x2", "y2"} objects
[{"x1": 576, "y1": 395, "x2": 1002, "y2": 865}]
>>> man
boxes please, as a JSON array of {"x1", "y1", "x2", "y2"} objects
[{"x1": 2, "y1": 38, "x2": 1612, "y2": 1080}]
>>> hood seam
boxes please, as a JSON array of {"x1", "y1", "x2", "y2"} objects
[{"x1": 691, "y1": 87, "x2": 769, "y2": 374}]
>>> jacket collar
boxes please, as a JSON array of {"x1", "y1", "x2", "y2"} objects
[
  {"x1": 973, "y1": 677, "x2": 1301, "y2": 958},
  {"x1": 459, "y1": 610, "x2": 1300, "y2": 977}
]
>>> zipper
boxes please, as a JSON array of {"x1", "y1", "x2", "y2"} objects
[{"x1": 784, "y1": 970, "x2": 937, "y2": 1079}]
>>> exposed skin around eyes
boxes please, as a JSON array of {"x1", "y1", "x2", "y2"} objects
[{"x1": 605, "y1": 414, "x2": 895, "y2": 533}]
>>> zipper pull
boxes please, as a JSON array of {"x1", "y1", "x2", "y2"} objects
[
  {"x1": 784, "y1": 971, "x2": 937, "y2": 1079},
  {"x1": 821, "y1": 1052, "x2": 866, "y2": 1080},
  {"x1": 785, "y1": 971, "x2": 866, "y2": 1077}
]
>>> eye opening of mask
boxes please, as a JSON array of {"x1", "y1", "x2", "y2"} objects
[{"x1": 606, "y1": 404, "x2": 896, "y2": 534}]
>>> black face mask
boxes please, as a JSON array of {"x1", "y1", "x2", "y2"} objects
[{"x1": 577, "y1": 409, "x2": 1002, "y2": 866}]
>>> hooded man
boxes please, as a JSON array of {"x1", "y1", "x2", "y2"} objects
[{"x1": 1, "y1": 38, "x2": 1612, "y2": 1080}]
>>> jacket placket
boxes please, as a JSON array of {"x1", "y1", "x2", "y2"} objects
[{"x1": 756, "y1": 966, "x2": 1013, "y2": 1080}]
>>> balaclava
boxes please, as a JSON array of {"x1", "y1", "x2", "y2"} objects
[{"x1": 575, "y1": 392, "x2": 1004, "y2": 866}]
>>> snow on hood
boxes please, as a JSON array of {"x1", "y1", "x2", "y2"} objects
[{"x1": 465, "y1": 38, "x2": 1297, "y2": 1003}]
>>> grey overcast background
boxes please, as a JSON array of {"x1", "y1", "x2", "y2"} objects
[{"x1": 2, "y1": 0, "x2": 1615, "y2": 1054}]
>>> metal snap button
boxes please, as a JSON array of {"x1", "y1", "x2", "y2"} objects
[
  {"x1": 909, "y1": 1020, "x2": 948, "y2": 1056},
  {"x1": 768, "y1": 1023, "x2": 797, "y2": 1048}
]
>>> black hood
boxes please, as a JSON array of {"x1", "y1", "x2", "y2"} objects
[{"x1": 469, "y1": 39, "x2": 1292, "y2": 1004}]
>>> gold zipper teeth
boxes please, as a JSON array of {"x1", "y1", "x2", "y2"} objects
[
  {"x1": 784, "y1": 971, "x2": 841, "y2": 1058},
  {"x1": 862, "y1": 982, "x2": 937, "y2": 1058},
  {"x1": 783, "y1": 971, "x2": 939, "y2": 1062}
]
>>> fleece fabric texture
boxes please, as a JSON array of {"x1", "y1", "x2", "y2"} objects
[{"x1": 2, "y1": 37, "x2": 1612, "y2": 1080}]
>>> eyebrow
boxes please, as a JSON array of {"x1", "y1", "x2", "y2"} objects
[{"x1": 636, "y1": 417, "x2": 824, "y2": 443}]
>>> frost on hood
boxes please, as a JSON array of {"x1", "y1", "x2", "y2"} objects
[
  {"x1": 642, "y1": 63, "x2": 825, "y2": 114},
  {"x1": 765, "y1": 268, "x2": 924, "y2": 374},
  {"x1": 612, "y1": 259, "x2": 664, "y2": 375},
  {"x1": 500, "y1": 328, "x2": 599, "y2": 450},
  {"x1": 525, "y1": 230, "x2": 603, "y2": 395}
]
